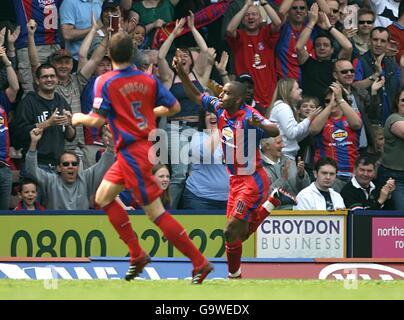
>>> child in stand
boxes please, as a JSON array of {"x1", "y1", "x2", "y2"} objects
[{"x1": 14, "y1": 178, "x2": 45, "y2": 211}]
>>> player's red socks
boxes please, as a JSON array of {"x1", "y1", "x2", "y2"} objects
[
  {"x1": 225, "y1": 240, "x2": 243, "y2": 274},
  {"x1": 102, "y1": 200, "x2": 142, "y2": 262},
  {"x1": 154, "y1": 212, "x2": 206, "y2": 269}
]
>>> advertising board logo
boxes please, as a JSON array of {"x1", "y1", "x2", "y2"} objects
[{"x1": 319, "y1": 263, "x2": 404, "y2": 281}]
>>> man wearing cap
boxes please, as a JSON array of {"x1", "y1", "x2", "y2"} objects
[{"x1": 237, "y1": 73, "x2": 256, "y2": 107}]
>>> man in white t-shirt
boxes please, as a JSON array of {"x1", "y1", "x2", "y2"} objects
[{"x1": 294, "y1": 157, "x2": 345, "y2": 210}]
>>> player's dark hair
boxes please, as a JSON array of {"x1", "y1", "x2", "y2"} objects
[{"x1": 109, "y1": 32, "x2": 134, "y2": 63}]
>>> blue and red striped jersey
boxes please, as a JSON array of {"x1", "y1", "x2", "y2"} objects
[
  {"x1": 275, "y1": 22, "x2": 315, "y2": 81},
  {"x1": 200, "y1": 94, "x2": 270, "y2": 176},
  {"x1": 91, "y1": 66, "x2": 177, "y2": 150},
  {"x1": 314, "y1": 115, "x2": 361, "y2": 175},
  {"x1": 14, "y1": 0, "x2": 62, "y2": 49}
]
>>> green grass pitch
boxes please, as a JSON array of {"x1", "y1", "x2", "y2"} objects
[{"x1": 1, "y1": 279, "x2": 403, "y2": 300}]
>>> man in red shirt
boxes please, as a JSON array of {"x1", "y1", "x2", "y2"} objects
[
  {"x1": 387, "y1": 1, "x2": 404, "y2": 64},
  {"x1": 226, "y1": 0, "x2": 281, "y2": 113},
  {"x1": 72, "y1": 32, "x2": 212, "y2": 284}
]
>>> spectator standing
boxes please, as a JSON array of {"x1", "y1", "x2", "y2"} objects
[
  {"x1": 377, "y1": 87, "x2": 404, "y2": 210},
  {"x1": 132, "y1": 0, "x2": 179, "y2": 49},
  {"x1": 157, "y1": 15, "x2": 210, "y2": 209},
  {"x1": 183, "y1": 110, "x2": 229, "y2": 211},
  {"x1": 341, "y1": 154, "x2": 395, "y2": 210},
  {"x1": 296, "y1": 3, "x2": 353, "y2": 101},
  {"x1": 13, "y1": 0, "x2": 62, "y2": 94},
  {"x1": 275, "y1": 0, "x2": 315, "y2": 81},
  {"x1": 294, "y1": 157, "x2": 346, "y2": 210},
  {"x1": 351, "y1": 7, "x2": 375, "y2": 57},
  {"x1": 268, "y1": 78, "x2": 321, "y2": 161},
  {"x1": 332, "y1": 58, "x2": 382, "y2": 153},
  {"x1": 60, "y1": 0, "x2": 103, "y2": 64},
  {"x1": 296, "y1": 96, "x2": 319, "y2": 181},
  {"x1": 386, "y1": 0, "x2": 404, "y2": 65},
  {"x1": 226, "y1": 0, "x2": 282, "y2": 113},
  {"x1": 0, "y1": 45, "x2": 19, "y2": 210},
  {"x1": 353, "y1": 27, "x2": 404, "y2": 125},
  {"x1": 16, "y1": 64, "x2": 76, "y2": 170},
  {"x1": 27, "y1": 18, "x2": 109, "y2": 168}
]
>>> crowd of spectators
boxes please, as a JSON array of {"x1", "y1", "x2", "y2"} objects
[{"x1": 0, "y1": 0, "x2": 403, "y2": 212}]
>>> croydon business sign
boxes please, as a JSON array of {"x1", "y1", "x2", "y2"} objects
[{"x1": 256, "y1": 214, "x2": 346, "y2": 258}]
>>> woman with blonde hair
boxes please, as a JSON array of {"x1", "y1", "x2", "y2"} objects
[{"x1": 267, "y1": 78, "x2": 321, "y2": 160}]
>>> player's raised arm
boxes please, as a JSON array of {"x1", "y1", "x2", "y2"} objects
[
  {"x1": 247, "y1": 113, "x2": 280, "y2": 137},
  {"x1": 172, "y1": 50, "x2": 203, "y2": 107}
]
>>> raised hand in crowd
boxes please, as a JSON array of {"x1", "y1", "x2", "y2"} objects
[
  {"x1": 308, "y1": 2, "x2": 319, "y2": 26},
  {"x1": 154, "y1": 19, "x2": 166, "y2": 29},
  {"x1": 215, "y1": 51, "x2": 229, "y2": 79},
  {"x1": 297, "y1": 156, "x2": 306, "y2": 178},
  {"x1": 329, "y1": 81, "x2": 343, "y2": 101},
  {"x1": 172, "y1": 18, "x2": 186, "y2": 37},
  {"x1": 371, "y1": 76, "x2": 385, "y2": 95},
  {"x1": 7, "y1": 26, "x2": 20, "y2": 47},
  {"x1": 379, "y1": 177, "x2": 396, "y2": 205},
  {"x1": 343, "y1": 27, "x2": 358, "y2": 39},
  {"x1": 0, "y1": 27, "x2": 5, "y2": 47},
  {"x1": 29, "y1": 127, "x2": 44, "y2": 147},
  {"x1": 374, "y1": 53, "x2": 384, "y2": 76},
  {"x1": 306, "y1": 106, "x2": 323, "y2": 122},
  {"x1": 187, "y1": 10, "x2": 196, "y2": 31},
  {"x1": 101, "y1": 124, "x2": 114, "y2": 149},
  {"x1": 317, "y1": 10, "x2": 332, "y2": 31},
  {"x1": 27, "y1": 19, "x2": 37, "y2": 36}
]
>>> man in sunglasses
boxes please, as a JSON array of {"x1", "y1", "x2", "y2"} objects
[
  {"x1": 332, "y1": 58, "x2": 383, "y2": 154},
  {"x1": 351, "y1": 7, "x2": 375, "y2": 57},
  {"x1": 25, "y1": 126, "x2": 114, "y2": 210}
]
